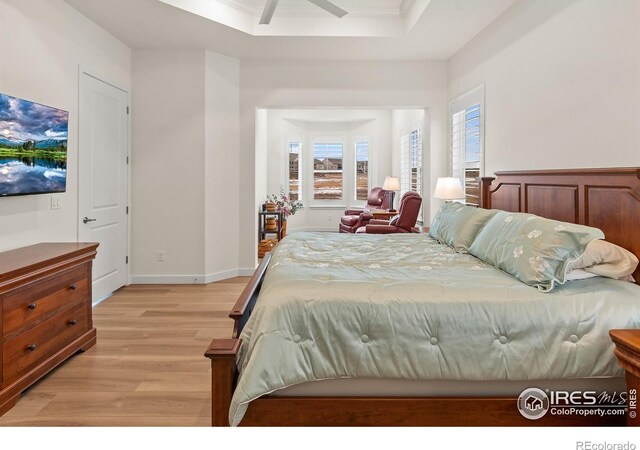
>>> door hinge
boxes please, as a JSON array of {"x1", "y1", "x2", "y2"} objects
[
  {"x1": 126, "y1": 256, "x2": 129, "y2": 264},
  {"x1": 126, "y1": 206, "x2": 129, "y2": 214},
  {"x1": 126, "y1": 156, "x2": 129, "y2": 164},
  {"x1": 126, "y1": 106, "x2": 129, "y2": 114}
]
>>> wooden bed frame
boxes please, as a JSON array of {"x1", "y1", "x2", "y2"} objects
[{"x1": 206, "y1": 167, "x2": 640, "y2": 426}]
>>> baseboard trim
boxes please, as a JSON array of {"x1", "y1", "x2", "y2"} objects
[{"x1": 130, "y1": 268, "x2": 258, "y2": 285}]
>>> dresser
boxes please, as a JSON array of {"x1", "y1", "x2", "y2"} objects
[{"x1": 0, "y1": 243, "x2": 99, "y2": 415}]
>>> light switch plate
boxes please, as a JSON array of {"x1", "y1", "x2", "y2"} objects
[{"x1": 51, "y1": 196, "x2": 61, "y2": 210}]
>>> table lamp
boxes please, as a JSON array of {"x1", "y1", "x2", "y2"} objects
[
  {"x1": 382, "y1": 176, "x2": 400, "y2": 211},
  {"x1": 434, "y1": 177, "x2": 464, "y2": 202}
]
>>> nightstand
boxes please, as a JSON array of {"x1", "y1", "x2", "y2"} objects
[
  {"x1": 610, "y1": 329, "x2": 640, "y2": 426},
  {"x1": 411, "y1": 226, "x2": 430, "y2": 234}
]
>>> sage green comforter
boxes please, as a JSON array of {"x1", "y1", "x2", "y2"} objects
[{"x1": 230, "y1": 232, "x2": 640, "y2": 425}]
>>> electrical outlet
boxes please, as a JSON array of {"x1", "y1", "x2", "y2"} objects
[
  {"x1": 50, "y1": 196, "x2": 61, "y2": 210},
  {"x1": 327, "y1": 214, "x2": 332, "y2": 222},
  {"x1": 157, "y1": 251, "x2": 165, "y2": 262}
]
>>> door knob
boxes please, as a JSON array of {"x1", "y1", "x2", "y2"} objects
[{"x1": 83, "y1": 217, "x2": 96, "y2": 224}]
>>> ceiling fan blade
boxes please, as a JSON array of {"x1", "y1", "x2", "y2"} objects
[
  {"x1": 259, "y1": 0, "x2": 279, "y2": 24},
  {"x1": 307, "y1": 0, "x2": 348, "y2": 18}
]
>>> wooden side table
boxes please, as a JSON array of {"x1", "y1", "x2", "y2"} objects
[
  {"x1": 610, "y1": 329, "x2": 640, "y2": 426},
  {"x1": 411, "y1": 226, "x2": 430, "y2": 234},
  {"x1": 371, "y1": 210, "x2": 397, "y2": 221}
]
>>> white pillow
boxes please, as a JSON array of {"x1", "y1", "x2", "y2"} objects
[
  {"x1": 565, "y1": 269, "x2": 599, "y2": 281},
  {"x1": 568, "y1": 239, "x2": 638, "y2": 282}
]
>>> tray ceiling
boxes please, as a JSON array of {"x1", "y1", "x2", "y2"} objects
[{"x1": 64, "y1": 0, "x2": 518, "y2": 60}]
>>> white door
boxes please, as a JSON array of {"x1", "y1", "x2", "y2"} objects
[{"x1": 79, "y1": 73, "x2": 129, "y2": 302}]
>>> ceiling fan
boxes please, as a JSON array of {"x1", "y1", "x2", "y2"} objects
[{"x1": 259, "y1": 0, "x2": 348, "y2": 25}]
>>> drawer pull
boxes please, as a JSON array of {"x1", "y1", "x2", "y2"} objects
[
  {"x1": 27, "y1": 303, "x2": 37, "y2": 310},
  {"x1": 68, "y1": 319, "x2": 78, "y2": 326},
  {"x1": 69, "y1": 284, "x2": 78, "y2": 290},
  {"x1": 27, "y1": 344, "x2": 37, "y2": 352}
]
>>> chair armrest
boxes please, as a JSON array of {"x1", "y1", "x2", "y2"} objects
[
  {"x1": 360, "y1": 212, "x2": 373, "y2": 221},
  {"x1": 369, "y1": 219, "x2": 390, "y2": 225},
  {"x1": 344, "y1": 208, "x2": 364, "y2": 216},
  {"x1": 365, "y1": 225, "x2": 397, "y2": 234}
]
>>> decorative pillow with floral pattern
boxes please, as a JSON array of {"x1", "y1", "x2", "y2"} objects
[{"x1": 468, "y1": 211, "x2": 605, "y2": 292}]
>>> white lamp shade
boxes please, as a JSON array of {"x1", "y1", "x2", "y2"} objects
[
  {"x1": 434, "y1": 177, "x2": 464, "y2": 200},
  {"x1": 382, "y1": 176, "x2": 400, "y2": 191}
]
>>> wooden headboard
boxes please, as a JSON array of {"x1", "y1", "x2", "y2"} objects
[{"x1": 479, "y1": 168, "x2": 640, "y2": 284}]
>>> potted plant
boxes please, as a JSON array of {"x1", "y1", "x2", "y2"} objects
[{"x1": 266, "y1": 187, "x2": 303, "y2": 237}]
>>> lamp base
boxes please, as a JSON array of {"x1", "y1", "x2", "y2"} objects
[{"x1": 388, "y1": 191, "x2": 396, "y2": 211}]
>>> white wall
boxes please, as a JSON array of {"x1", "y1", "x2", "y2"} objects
[
  {"x1": 131, "y1": 49, "x2": 241, "y2": 283},
  {"x1": 448, "y1": 0, "x2": 640, "y2": 176},
  {"x1": 131, "y1": 49, "x2": 205, "y2": 280},
  {"x1": 205, "y1": 51, "x2": 240, "y2": 278},
  {"x1": 263, "y1": 108, "x2": 392, "y2": 232},
  {"x1": 240, "y1": 59, "x2": 448, "y2": 267},
  {"x1": 0, "y1": 0, "x2": 131, "y2": 252}
]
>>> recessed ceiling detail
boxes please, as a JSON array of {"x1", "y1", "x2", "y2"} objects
[
  {"x1": 64, "y1": 0, "x2": 519, "y2": 61},
  {"x1": 157, "y1": 0, "x2": 429, "y2": 37}
]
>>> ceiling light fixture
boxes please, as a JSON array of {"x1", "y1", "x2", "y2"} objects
[{"x1": 259, "y1": 0, "x2": 348, "y2": 25}]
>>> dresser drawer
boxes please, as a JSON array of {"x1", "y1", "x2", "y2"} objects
[
  {"x1": 2, "y1": 266, "x2": 88, "y2": 338},
  {"x1": 2, "y1": 303, "x2": 88, "y2": 385}
]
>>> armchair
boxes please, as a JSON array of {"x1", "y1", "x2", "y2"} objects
[
  {"x1": 356, "y1": 191, "x2": 422, "y2": 234},
  {"x1": 339, "y1": 187, "x2": 389, "y2": 233}
]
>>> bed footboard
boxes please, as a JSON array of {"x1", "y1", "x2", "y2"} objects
[
  {"x1": 205, "y1": 339, "x2": 241, "y2": 426},
  {"x1": 205, "y1": 254, "x2": 271, "y2": 426}
]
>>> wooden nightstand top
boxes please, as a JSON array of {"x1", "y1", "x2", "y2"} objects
[{"x1": 610, "y1": 329, "x2": 640, "y2": 354}]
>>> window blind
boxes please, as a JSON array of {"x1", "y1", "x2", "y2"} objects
[
  {"x1": 400, "y1": 127, "x2": 423, "y2": 220},
  {"x1": 288, "y1": 142, "x2": 302, "y2": 201},
  {"x1": 451, "y1": 103, "x2": 481, "y2": 206},
  {"x1": 355, "y1": 141, "x2": 369, "y2": 201}
]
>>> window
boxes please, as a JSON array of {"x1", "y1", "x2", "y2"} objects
[
  {"x1": 288, "y1": 142, "x2": 302, "y2": 201},
  {"x1": 313, "y1": 143, "x2": 343, "y2": 200},
  {"x1": 400, "y1": 127, "x2": 423, "y2": 220},
  {"x1": 354, "y1": 141, "x2": 369, "y2": 201},
  {"x1": 451, "y1": 88, "x2": 483, "y2": 206},
  {"x1": 400, "y1": 129, "x2": 423, "y2": 196}
]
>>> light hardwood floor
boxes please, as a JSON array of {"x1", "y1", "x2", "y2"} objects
[{"x1": 0, "y1": 278, "x2": 248, "y2": 426}]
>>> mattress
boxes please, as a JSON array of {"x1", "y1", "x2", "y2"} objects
[
  {"x1": 274, "y1": 377, "x2": 626, "y2": 397},
  {"x1": 230, "y1": 232, "x2": 640, "y2": 425}
]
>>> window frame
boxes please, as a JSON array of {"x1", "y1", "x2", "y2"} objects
[
  {"x1": 285, "y1": 139, "x2": 303, "y2": 203},
  {"x1": 285, "y1": 136, "x2": 304, "y2": 205},
  {"x1": 308, "y1": 136, "x2": 346, "y2": 208},
  {"x1": 449, "y1": 85, "x2": 485, "y2": 206},
  {"x1": 400, "y1": 123, "x2": 424, "y2": 221},
  {"x1": 353, "y1": 138, "x2": 371, "y2": 204}
]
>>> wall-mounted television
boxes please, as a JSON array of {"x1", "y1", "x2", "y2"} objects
[{"x1": 0, "y1": 93, "x2": 68, "y2": 197}]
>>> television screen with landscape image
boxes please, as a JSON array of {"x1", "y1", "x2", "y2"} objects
[{"x1": 0, "y1": 93, "x2": 68, "y2": 197}]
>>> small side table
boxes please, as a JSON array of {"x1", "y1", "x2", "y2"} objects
[
  {"x1": 411, "y1": 226, "x2": 430, "y2": 234},
  {"x1": 258, "y1": 210, "x2": 283, "y2": 242},
  {"x1": 610, "y1": 329, "x2": 640, "y2": 426},
  {"x1": 371, "y1": 209, "x2": 397, "y2": 221}
]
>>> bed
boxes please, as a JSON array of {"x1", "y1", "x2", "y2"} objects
[{"x1": 206, "y1": 168, "x2": 640, "y2": 426}]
